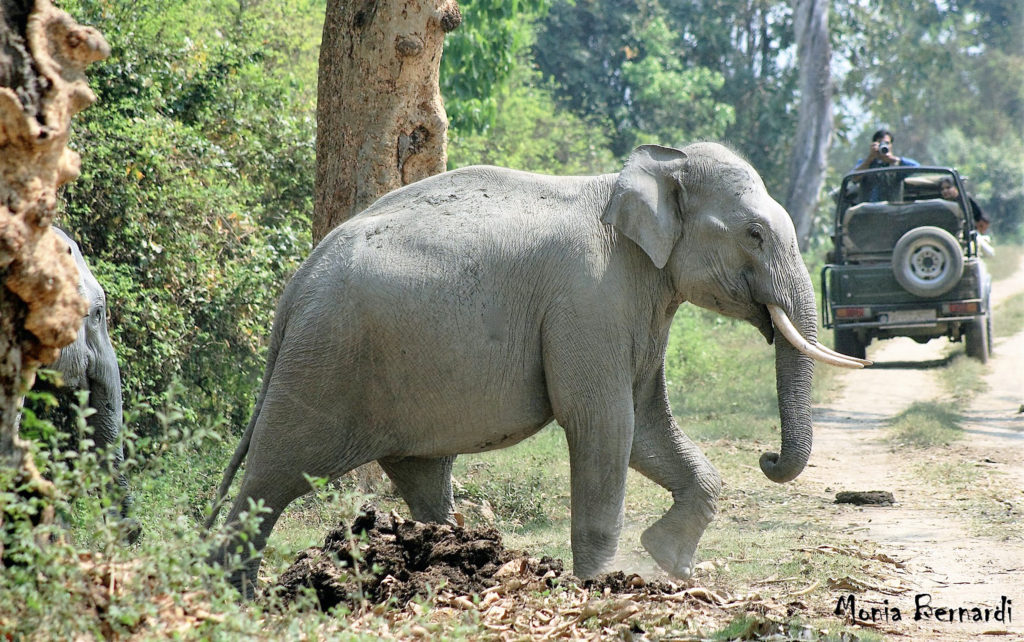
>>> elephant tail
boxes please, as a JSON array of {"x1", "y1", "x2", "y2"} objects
[
  {"x1": 204, "y1": 408, "x2": 258, "y2": 530},
  {"x1": 204, "y1": 311, "x2": 287, "y2": 531}
]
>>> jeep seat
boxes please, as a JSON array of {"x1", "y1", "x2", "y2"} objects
[{"x1": 841, "y1": 198, "x2": 963, "y2": 259}]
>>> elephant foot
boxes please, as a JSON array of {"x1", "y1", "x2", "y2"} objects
[
  {"x1": 103, "y1": 506, "x2": 141, "y2": 544},
  {"x1": 118, "y1": 517, "x2": 142, "y2": 545},
  {"x1": 228, "y1": 558, "x2": 261, "y2": 600},
  {"x1": 641, "y1": 500, "x2": 715, "y2": 579}
]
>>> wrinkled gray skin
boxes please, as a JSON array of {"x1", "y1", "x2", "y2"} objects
[
  {"x1": 209, "y1": 143, "x2": 817, "y2": 595},
  {"x1": 47, "y1": 228, "x2": 131, "y2": 517}
]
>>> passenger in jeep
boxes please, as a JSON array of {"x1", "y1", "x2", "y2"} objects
[{"x1": 940, "y1": 177, "x2": 990, "y2": 234}]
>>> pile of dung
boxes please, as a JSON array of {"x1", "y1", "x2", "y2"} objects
[{"x1": 274, "y1": 506, "x2": 564, "y2": 610}]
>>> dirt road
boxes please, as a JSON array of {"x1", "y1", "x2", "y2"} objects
[{"x1": 804, "y1": 257, "x2": 1024, "y2": 640}]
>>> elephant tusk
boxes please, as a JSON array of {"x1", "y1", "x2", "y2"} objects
[
  {"x1": 767, "y1": 305, "x2": 871, "y2": 369},
  {"x1": 811, "y1": 341, "x2": 873, "y2": 366}
]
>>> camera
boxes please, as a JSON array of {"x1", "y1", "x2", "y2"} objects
[{"x1": 878, "y1": 141, "x2": 891, "y2": 155}]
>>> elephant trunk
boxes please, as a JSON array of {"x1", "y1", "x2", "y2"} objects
[
  {"x1": 87, "y1": 335, "x2": 125, "y2": 469},
  {"x1": 759, "y1": 287, "x2": 817, "y2": 484}
]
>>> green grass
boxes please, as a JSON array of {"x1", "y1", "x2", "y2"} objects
[
  {"x1": 935, "y1": 351, "x2": 989, "y2": 405},
  {"x1": 996, "y1": 291, "x2": 1024, "y2": 337},
  {"x1": 886, "y1": 401, "x2": 963, "y2": 447},
  {"x1": 982, "y1": 243, "x2": 1023, "y2": 282}
]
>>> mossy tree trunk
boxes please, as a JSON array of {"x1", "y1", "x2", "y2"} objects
[
  {"x1": 313, "y1": 0, "x2": 461, "y2": 245},
  {"x1": 0, "y1": 0, "x2": 108, "y2": 558}
]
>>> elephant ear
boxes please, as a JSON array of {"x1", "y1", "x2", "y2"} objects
[{"x1": 601, "y1": 144, "x2": 688, "y2": 269}]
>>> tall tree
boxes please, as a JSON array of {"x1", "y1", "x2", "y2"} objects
[
  {"x1": 535, "y1": 0, "x2": 797, "y2": 192},
  {"x1": 785, "y1": 0, "x2": 832, "y2": 249},
  {"x1": 1, "y1": 0, "x2": 107, "y2": 555},
  {"x1": 314, "y1": 0, "x2": 461, "y2": 244},
  {"x1": 534, "y1": 1, "x2": 734, "y2": 158}
]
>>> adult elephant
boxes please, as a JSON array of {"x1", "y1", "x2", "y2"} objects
[
  {"x1": 208, "y1": 143, "x2": 867, "y2": 595},
  {"x1": 37, "y1": 228, "x2": 132, "y2": 520}
]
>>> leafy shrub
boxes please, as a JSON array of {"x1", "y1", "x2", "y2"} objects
[
  {"x1": 2, "y1": 395, "x2": 272, "y2": 639},
  {"x1": 53, "y1": 0, "x2": 315, "y2": 436}
]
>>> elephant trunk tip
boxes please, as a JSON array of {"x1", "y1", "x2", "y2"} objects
[{"x1": 758, "y1": 451, "x2": 806, "y2": 484}]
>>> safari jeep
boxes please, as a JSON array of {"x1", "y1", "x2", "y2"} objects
[{"x1": 821, "y1": 166, "x2": 992, "y2": 362}]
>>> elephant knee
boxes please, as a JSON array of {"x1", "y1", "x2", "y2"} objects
[
  {"x1": 672, "y1": 464, "x2": 720, "y2": 523},
  {"x1": 699, "y1": 464, "x2": 722, "y2": 501}
]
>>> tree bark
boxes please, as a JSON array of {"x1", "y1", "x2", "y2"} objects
[
  {"x1": 0, "y1": 0, "x2": 107, "y2": 557},
  {"x1": 785, "y1": 0, "x2": 832, "y2": 250},
  {"x1": 313, "y1": 0, "x2": 461, "y2": 245}
]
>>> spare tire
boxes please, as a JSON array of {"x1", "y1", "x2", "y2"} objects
[{"x1": 891, "y1": 226, "x2": 964, "y2": 297}]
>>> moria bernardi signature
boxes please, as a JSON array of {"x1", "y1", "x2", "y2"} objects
[{"x1": 835, "y1": 594, "x2": 1013, "y2": 625}]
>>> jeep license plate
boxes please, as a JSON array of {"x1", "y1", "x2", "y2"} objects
[{"x1": 882, "y1": 309, "x2": 937, "y2": 325}]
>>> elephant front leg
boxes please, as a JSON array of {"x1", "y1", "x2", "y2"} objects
[{"x1": 630, "y1": 419, "x2": 721, "y2": 580}]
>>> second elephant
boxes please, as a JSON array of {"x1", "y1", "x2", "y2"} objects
[{"x1": 36, "y1": 228, "x2": 131, "y2": 518}]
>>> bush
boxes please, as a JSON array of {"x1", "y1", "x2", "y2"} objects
[
  {"x1": 2, "y1": 395, "x2": 269, "y2": 639},
  {"x1": 53, "y1": 0, "x2": 314, "y2": 436}
]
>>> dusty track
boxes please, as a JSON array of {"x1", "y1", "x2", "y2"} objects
[{"x1": 804, "y1": 256, "x2": 1024, "y2": 640}]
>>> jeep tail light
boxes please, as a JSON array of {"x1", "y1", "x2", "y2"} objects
[
  {"x1": 835, "y1": 307, "x2": 871, "y2": 319},
  {"x1": 943, "y1": 302, "x2": 979, "y2": 314}
]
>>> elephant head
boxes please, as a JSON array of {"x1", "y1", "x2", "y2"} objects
[
  {"x1": 602, "y1": 143, "x2": 867, "y2": 483},
  {"x1": 47, "y1": 228, "x2": 131, "y2": 518}
]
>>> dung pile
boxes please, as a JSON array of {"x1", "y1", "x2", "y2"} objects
[{"x1": 274, "y1": 506, "x2": 564, "y2": 610}]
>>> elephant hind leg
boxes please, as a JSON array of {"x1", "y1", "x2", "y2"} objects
[
  {"x1": 378, "y1": 456, "x2": 457, "y2": 524},
  {"x1": 215, "y1": 468, "x2": 317, "y2": 598},
  {"x1": 213, "y1": 438, "x2": 367, "y2": 596}
]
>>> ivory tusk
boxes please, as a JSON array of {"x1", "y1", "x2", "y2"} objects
[
  {"x1": 767, "y1": 305, "x2": 871, "y2": 369},
  {"x1": 812, "y1": 341, "x2": 873, "y2": 366}
]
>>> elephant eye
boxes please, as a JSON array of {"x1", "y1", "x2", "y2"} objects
[{"x1": 748, "y1": 225, "x2": 765, "y2": 249}]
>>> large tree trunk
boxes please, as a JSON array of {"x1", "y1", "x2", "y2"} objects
[
  {"x1": 0, "y1": 0, "x2": 107, "y2": 558},
  {"x1": 313, "y1": 0, "x2": 461, "y2": 245},
  {"x1": 785, "y1": 0, "x2": 832, "y2": 250}
]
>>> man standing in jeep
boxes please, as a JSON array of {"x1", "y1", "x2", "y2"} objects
[
  {"x1": 852, "y1": 129, "x2": 920, "y2": 171},
  {"x1": 850, "y1": 129, "x2": 920, "y2": 202}
]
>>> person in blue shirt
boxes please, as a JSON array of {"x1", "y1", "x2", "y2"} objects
[
  {"x1": 852, "y1": 129, "x2": 920, "y2": 172},
  {"x1": 850, "y1": 129, "x2": 920, "y2": 201}
]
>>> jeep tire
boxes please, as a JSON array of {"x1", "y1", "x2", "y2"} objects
[
  {"x1": 965, "y1": 317, "x2": 989, "y2": 363},
  {"x1": 834, "y1": 328, "x2": 867, "y2": 361},
  {"x1": 892, "y1": 226, "x2": 964, "y2": 297}
]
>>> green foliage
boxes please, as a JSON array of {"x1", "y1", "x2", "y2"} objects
[
  {"x1": 442, "y1": 0, "x2": 552, "y2": 133},
  {"x1": 447, "y1": 66, "x2": 618, "y2": 174},
  {"x1": 1, "y1": 390, "x2": 340, "y2": 639},
  {"x1": 664, "y1": 306, "x2": 779, "y2": 441},
  {"x1": 659, "y1": 0, "x2": 798, "y2": 190},
  {"x1": 54, "y1": 0, "x2": 314, "y2": 434},
  {"x1": 927, "y1": 128, "x2": 1024, "y2": 241},
  {"x1": 619, "y1": 16, "x2": 734, "y2": 150},
  {"x1": 534, "y1": 0, "x2": 737, "y2": 158},
  {"x1": 534, "y1": 0, "x2": 797, "y2": 190}
]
